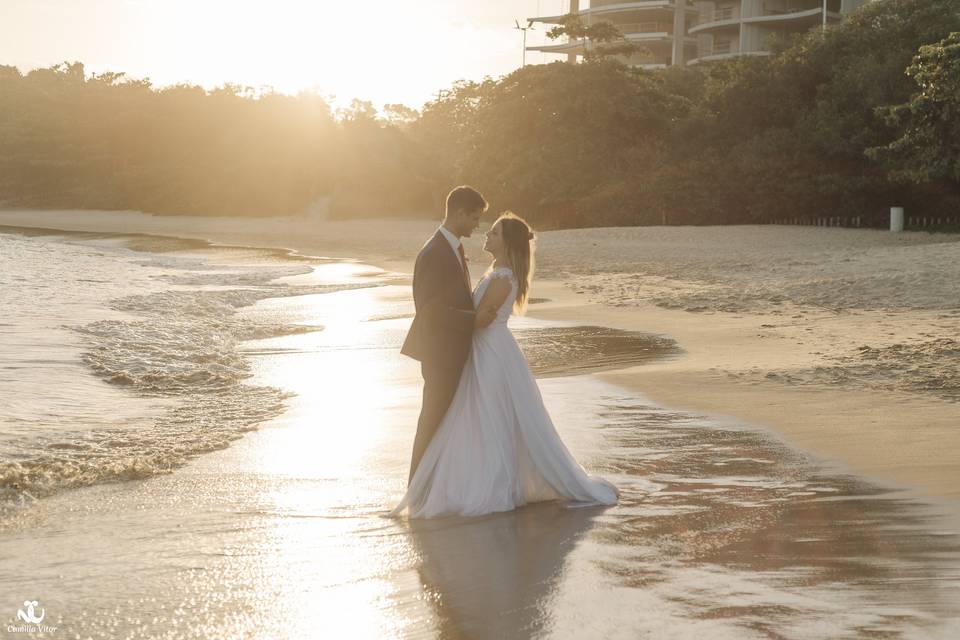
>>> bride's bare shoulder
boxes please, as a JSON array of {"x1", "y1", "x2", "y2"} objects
[{"x1": 478, "y1": 275, "x2": 512, "y2": 310}]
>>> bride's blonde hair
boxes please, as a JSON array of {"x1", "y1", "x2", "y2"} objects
[{"x1": 495, "y1": 211, "x2": 535, "y2": 314}]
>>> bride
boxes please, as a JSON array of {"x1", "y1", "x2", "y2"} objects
[{"x1": 392, "y1": 212, "x2": 619, "y2": 519}]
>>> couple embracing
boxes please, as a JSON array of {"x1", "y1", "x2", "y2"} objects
[{"x1": 391, "y1": 186, "x2": 618, "y2": 519}]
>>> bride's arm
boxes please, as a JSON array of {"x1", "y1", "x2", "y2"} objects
[{"x1": 474, "y1": 277, "x2": 511, "y2": 328}]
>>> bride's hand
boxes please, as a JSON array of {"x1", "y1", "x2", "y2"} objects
[{"x1": 474, "y1": 306, "x2": 497, "y2": 329}]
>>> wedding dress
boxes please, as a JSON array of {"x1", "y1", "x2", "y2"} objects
[{"x1": 393, "y1": 266, "x2": 619, "y2": 519}]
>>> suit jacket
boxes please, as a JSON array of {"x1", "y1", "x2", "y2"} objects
[{"x1": 401, "y1": 231, "x2": 475, "y2": 371}]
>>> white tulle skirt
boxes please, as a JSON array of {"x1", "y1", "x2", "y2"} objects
[{"x1": 392, "y1": 322, "x2": 619, "y2": 519}]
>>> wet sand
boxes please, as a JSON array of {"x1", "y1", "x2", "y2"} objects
[
  {"x1": 1, "y1": 242, "x2": 958, "y2": 638},
  {"x1": 528, "y1": 282, "x2": 960, "y2": 505},
  {"x1": 1, "y1": 211, "x2": 959, "y2": 637},
  {"x1": 0, "y1": 209, "x2": 956, "y2": 506}
]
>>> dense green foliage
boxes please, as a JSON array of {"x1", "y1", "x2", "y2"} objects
[
  {"x1": 1, "y1": 0, "x2": 958, "y2": 226},
  {"x1": 0, "y1": 63, "x2": 329, "y2": 215},
  {"x1": 868, "y1": 32, "x2": 960, "y2": 184},
  {"x1": 545, "y1": 15, "x2": 641, "y2": 60},
  {"x1": 0, "y1": 65, "x2": 427, "y2": 217},
  {"x1": 418, "y1": 0, "x2": 960, "y2": 227}
]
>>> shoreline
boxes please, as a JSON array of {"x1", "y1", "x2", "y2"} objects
[
  {"x1": 530, "y1": 281, "x2": 960, "y2": 504},
  {"x1": 2, "y1": 209, "x2": 958, "y2": 507}
]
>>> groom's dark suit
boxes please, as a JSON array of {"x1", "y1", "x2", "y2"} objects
[{"x1": 401, "y1": 230, "x2": 475, "y2": 484}]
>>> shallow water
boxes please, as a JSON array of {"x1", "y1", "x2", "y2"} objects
[
  {"x1": 1, "y1": 227, "x2": 958, "y2": 639},
  {"x1": 0, "y1": 228, "x2": 381, "y2": 509}
]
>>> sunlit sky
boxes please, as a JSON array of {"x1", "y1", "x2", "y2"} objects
[{"x1": 0, "y1": 0, "x2": 574, "y2": 109}]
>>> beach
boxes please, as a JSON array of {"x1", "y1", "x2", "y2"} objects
[
  {"x1": 1, "y1": 210, "x2": 959, "y2": 639},
  {"x1": 2, "y1": 209, "x2": 957, "y2": 503},
  {"x1": 6, "y1": 0, "x2": 960, "y2": 635}
]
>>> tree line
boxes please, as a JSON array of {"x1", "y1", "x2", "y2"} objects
[{"x1": 0, "y1": 0, "x2": 957, "y2": 228}]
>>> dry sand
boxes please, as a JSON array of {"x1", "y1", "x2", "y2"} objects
[{"x1": 1, "y1": 209, "x2": 958, "y2": 503}]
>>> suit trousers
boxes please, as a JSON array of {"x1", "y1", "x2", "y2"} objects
[{"x1": 408, "y1": 359, "x2": 463, "y2": 485}]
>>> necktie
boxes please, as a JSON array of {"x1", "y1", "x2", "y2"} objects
[{"x1": 457, "y1": 243, "x2": 471, "y2": 292}]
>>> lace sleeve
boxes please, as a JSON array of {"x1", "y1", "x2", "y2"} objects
[{"x1": 489, "y1": 267, "x2": 516, "y2": 282}]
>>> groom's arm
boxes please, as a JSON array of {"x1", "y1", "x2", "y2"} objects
[{"x1": 415, "y1": 248, "x2": 475, "y2": 335}]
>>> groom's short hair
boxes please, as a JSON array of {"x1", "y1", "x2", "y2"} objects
[{"x1": 446, "y1": 186, "x2": 488, "y2": 217}]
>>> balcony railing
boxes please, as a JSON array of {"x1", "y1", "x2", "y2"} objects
[
  {"x1": 614, "y1": 22, "x2": 674, "y2": 34},
  {"x1": 763, "y1": 7, "x2": 815, "y2": 15},
  {"x1": 592, "y1": 0, "x2": 697, "y2": 6},
  {"x1": 760, "y1": 1, "x2": 823, "y2": 15},
  {"x1": 702, "y1": 41, "x2": 735, "y2": 55},
  {"x1": 703, "y1": 6, "x2": 738, "y2": 22}
]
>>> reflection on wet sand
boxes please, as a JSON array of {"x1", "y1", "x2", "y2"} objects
[
  {"x1": 382, "y1": 383, "x2": 960, "y2": 638},
  {"x1": 252, "y1": 272, "x2": 960, "y2": 638},
  {"x1": 585, "y1": 395, "x2": 960, "y2": 637},
  {"x1": 2, "y1": 249, "x2": 958, "y2": 640},
  {"x1": 407, "y1": 503, "x2": 603, "y2": 639}
]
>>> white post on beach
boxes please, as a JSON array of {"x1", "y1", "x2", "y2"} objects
[{"x1": 890, "y1": 207, "x2": 904, "y2": 232}]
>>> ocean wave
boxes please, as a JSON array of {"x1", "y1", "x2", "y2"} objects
[
  {"x1": 0, "y1": 243, "x2": 384, "y2": 520},
  {"x1": 0, "y1": 386, "x2": 289, "y2": 519},
  {"x1": 151, "y1": 264, "x2": 314, "y2": 286}
]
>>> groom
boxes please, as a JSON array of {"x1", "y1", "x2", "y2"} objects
[{"x1": 401, "y1": 186, "x2": 496, "y2": 484}]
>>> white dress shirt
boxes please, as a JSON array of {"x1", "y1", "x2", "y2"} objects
[{"x1": 437, "y1": 225, "x2": 462, "y2": 258}]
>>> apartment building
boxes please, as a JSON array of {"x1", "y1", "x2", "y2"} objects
[{"x1": 527, "y1": 0, "x2": 870, "y2": 67}]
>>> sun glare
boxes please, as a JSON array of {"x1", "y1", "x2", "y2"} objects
[{"x1": 120, "y1": 0, "x2": 518, "y2": 108}]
